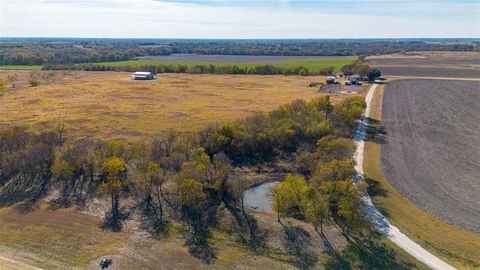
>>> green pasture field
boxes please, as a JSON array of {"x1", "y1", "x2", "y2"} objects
[
  {"x1": 88, "y1": 57, "x2": 355, "y2": 73},
  {"x1": 0, "y1": 65, "x2": 43, "y2": 70}
]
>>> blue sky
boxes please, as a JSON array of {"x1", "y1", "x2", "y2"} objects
[{"x1": 1, "y1": 0, "x2": 479, "y2": 38}]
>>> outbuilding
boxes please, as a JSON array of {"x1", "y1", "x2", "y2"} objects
[
  {"x1": 325, "y1": 76, "x2": 339, "y2": 85},
  {"x1": 131, "y1": 71, "x2": 156, "y2": 80},
  {"x1": 345, "y1": 74, "x2": 361, "y2": 85}
]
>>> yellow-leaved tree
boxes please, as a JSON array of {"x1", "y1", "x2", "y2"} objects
[{"x1": 99, "y1": 156, "x2": 127, "y2": 231}]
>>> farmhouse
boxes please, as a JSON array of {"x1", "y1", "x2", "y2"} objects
[
  {"x1": 345, "y1": 74, "x2": 361, "y2": 85},
  {"x1": 131, "y1": 71, "x2": 156, "y2": 80},
  {"x1": 325, "y1": 76, "x2": 339, "y2": 84},
  {"x1": 348, "y1": 75, "x2": 360, "y2": 82}
]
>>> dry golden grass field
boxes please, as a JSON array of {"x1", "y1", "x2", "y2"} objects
[
  {"x1": 0, "y1": 70, "x2": 346, "y2": 142},
  {"x1": 0, "y1": 206, "x2": 303, "y2": 270}
]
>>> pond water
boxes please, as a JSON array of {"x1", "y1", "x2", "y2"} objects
[{"x1": 242, "y1": 182, "x2": 279, "y2": 213}]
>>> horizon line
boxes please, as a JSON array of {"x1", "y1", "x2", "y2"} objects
[{"x1": 2, "y1": 36, "x2": 479, "y2": 40}]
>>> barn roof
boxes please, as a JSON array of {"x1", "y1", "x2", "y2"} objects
[{"x1": 133, "y1": 71, "x2": 152, "y2": 75}]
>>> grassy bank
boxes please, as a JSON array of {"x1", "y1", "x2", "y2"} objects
[{"x1": 363, "y1": 84, "x2": 480, "y2": 269}]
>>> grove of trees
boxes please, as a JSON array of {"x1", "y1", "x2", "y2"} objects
[
  {"x1": 341, "y1": 58, "x2": 382, "y2": 80},
  {"x1": 0, "y1": 95, "x2": 375, "y2": 264}
]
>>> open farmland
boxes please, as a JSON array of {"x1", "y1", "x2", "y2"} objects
[
  {"x1": 381, "y1": 79, "x2": 480, "y2": 233},
  {"x1": 372, "y1": 66, "x2": 480, "y2": 78},
  {"x1": 366, "y1": 51, "x2": 480, "y2": 69},
  {"x1": 0, "y1": 70, "x2": 331, "y2": 142},
  {"x1": 366, "y1": 51, "x2": 480, "y2": 78}
]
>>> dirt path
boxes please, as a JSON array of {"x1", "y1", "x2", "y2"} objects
[{"x1": 353, "y1": 84, "x2": 457, "y2": 270}]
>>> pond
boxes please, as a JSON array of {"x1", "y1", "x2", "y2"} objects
[{"x1": 242, "y1": 182, "x2": 279, "y2": 213}]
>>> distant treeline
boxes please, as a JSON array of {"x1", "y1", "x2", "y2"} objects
[
  {"x1": 0, "y1": 42, "x2": 170, "y2": 65},
  {"x1": 1, "y1": 40, "x2": 476, "y2": 66},
  {"x1": 166, "y1": 41, "x2": 475, "y2": 56},
  {"x1": 43, "y1": 63, "x2": 335, "y2": 76}
]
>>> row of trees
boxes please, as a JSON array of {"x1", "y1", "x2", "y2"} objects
[
  {"x1": 44, "y1": 58, "x2": 381, "y2": 78},
  {"x1": 44, "y1": 63, "x2": 335, "y2": 76},
  {"x1": 0, "y1": 95, "x2": 368, "y2": 262}
]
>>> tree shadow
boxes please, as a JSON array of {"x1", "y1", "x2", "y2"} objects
[
  {"x1": 282, "y1": 225, "x2": 319, "y2": 270},
  {"x1": 325, "y1": 255, "x2": 352, "y2": 270},
  {"x1": 185, "y1": 226, "x2": 217, "y2": 264},
  {"x1": 101, "y1": 207, "x2": 129, "y2": 232},
  {"x1": 0, "y1": 180, "x2": 51, "y2": 213},
  {"x1": 365, "y1": 117, "x2": 387, "y2": 144},
  {"x1": 181, "y1": 205, "x2": 217, "y2": 264},
  {"x1": 224, "y1": 201, "x2": 268, "y2": 253},
  {"x1": 364, "y1": 178, "x2": 390, "y2": 219},
  {"x1": 342, "y1": 237, "x2": 417, "y2": 270},
  {"x1": 365, "y1": 178, "x2": 387, "y2": 198},
  {"x1": 48, "y1": 196, "x2": 73, "y2": 210}
]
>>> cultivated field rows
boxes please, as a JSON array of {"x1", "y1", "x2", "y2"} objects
[{"x1": 381, "y1": 79, "x2": 480, "y2": 233}]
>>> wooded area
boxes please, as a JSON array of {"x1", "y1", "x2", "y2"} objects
[
  {"x1": 1, "y1": 40, "x2": 476, "y2": 66},
  {"x1": 0, "y1": 95, "x2": 374, "y2": 264}
]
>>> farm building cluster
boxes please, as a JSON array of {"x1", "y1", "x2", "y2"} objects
[{"x1": 325, "y1": 75, "x2": 361, "y2": 85}]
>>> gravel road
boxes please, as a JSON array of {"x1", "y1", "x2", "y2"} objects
[{"x1": 381, "y1": 79, "x2": 480, "y2": 233}]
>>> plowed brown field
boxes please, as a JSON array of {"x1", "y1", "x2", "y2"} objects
[{"x1": 381, "y1": 79, "x2": 480, "y2": 233}]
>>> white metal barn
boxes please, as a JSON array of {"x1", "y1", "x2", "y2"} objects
[{"x1": 131, "y1": 71, "x2": 156, "y2": 80}]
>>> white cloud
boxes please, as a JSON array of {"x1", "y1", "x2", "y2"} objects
[{"x1": 1, "y1": 0, "x2": 478, "y2": 38}]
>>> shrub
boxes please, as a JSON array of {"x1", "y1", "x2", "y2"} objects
[
  {"x1": 28, "y1": 77, "x2": 41, "y2": 87},
  {"x1": 0, "y1": 79, "x2": 7, "y2": 95}
]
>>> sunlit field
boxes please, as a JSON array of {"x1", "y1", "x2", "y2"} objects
[{"x1": 0, "y1": 70, "x2": 337, "y2": 142}]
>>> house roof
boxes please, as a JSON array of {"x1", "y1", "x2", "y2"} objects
[{"x1": 133, "y1": 71, "x2": 152, "y2": 75}]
